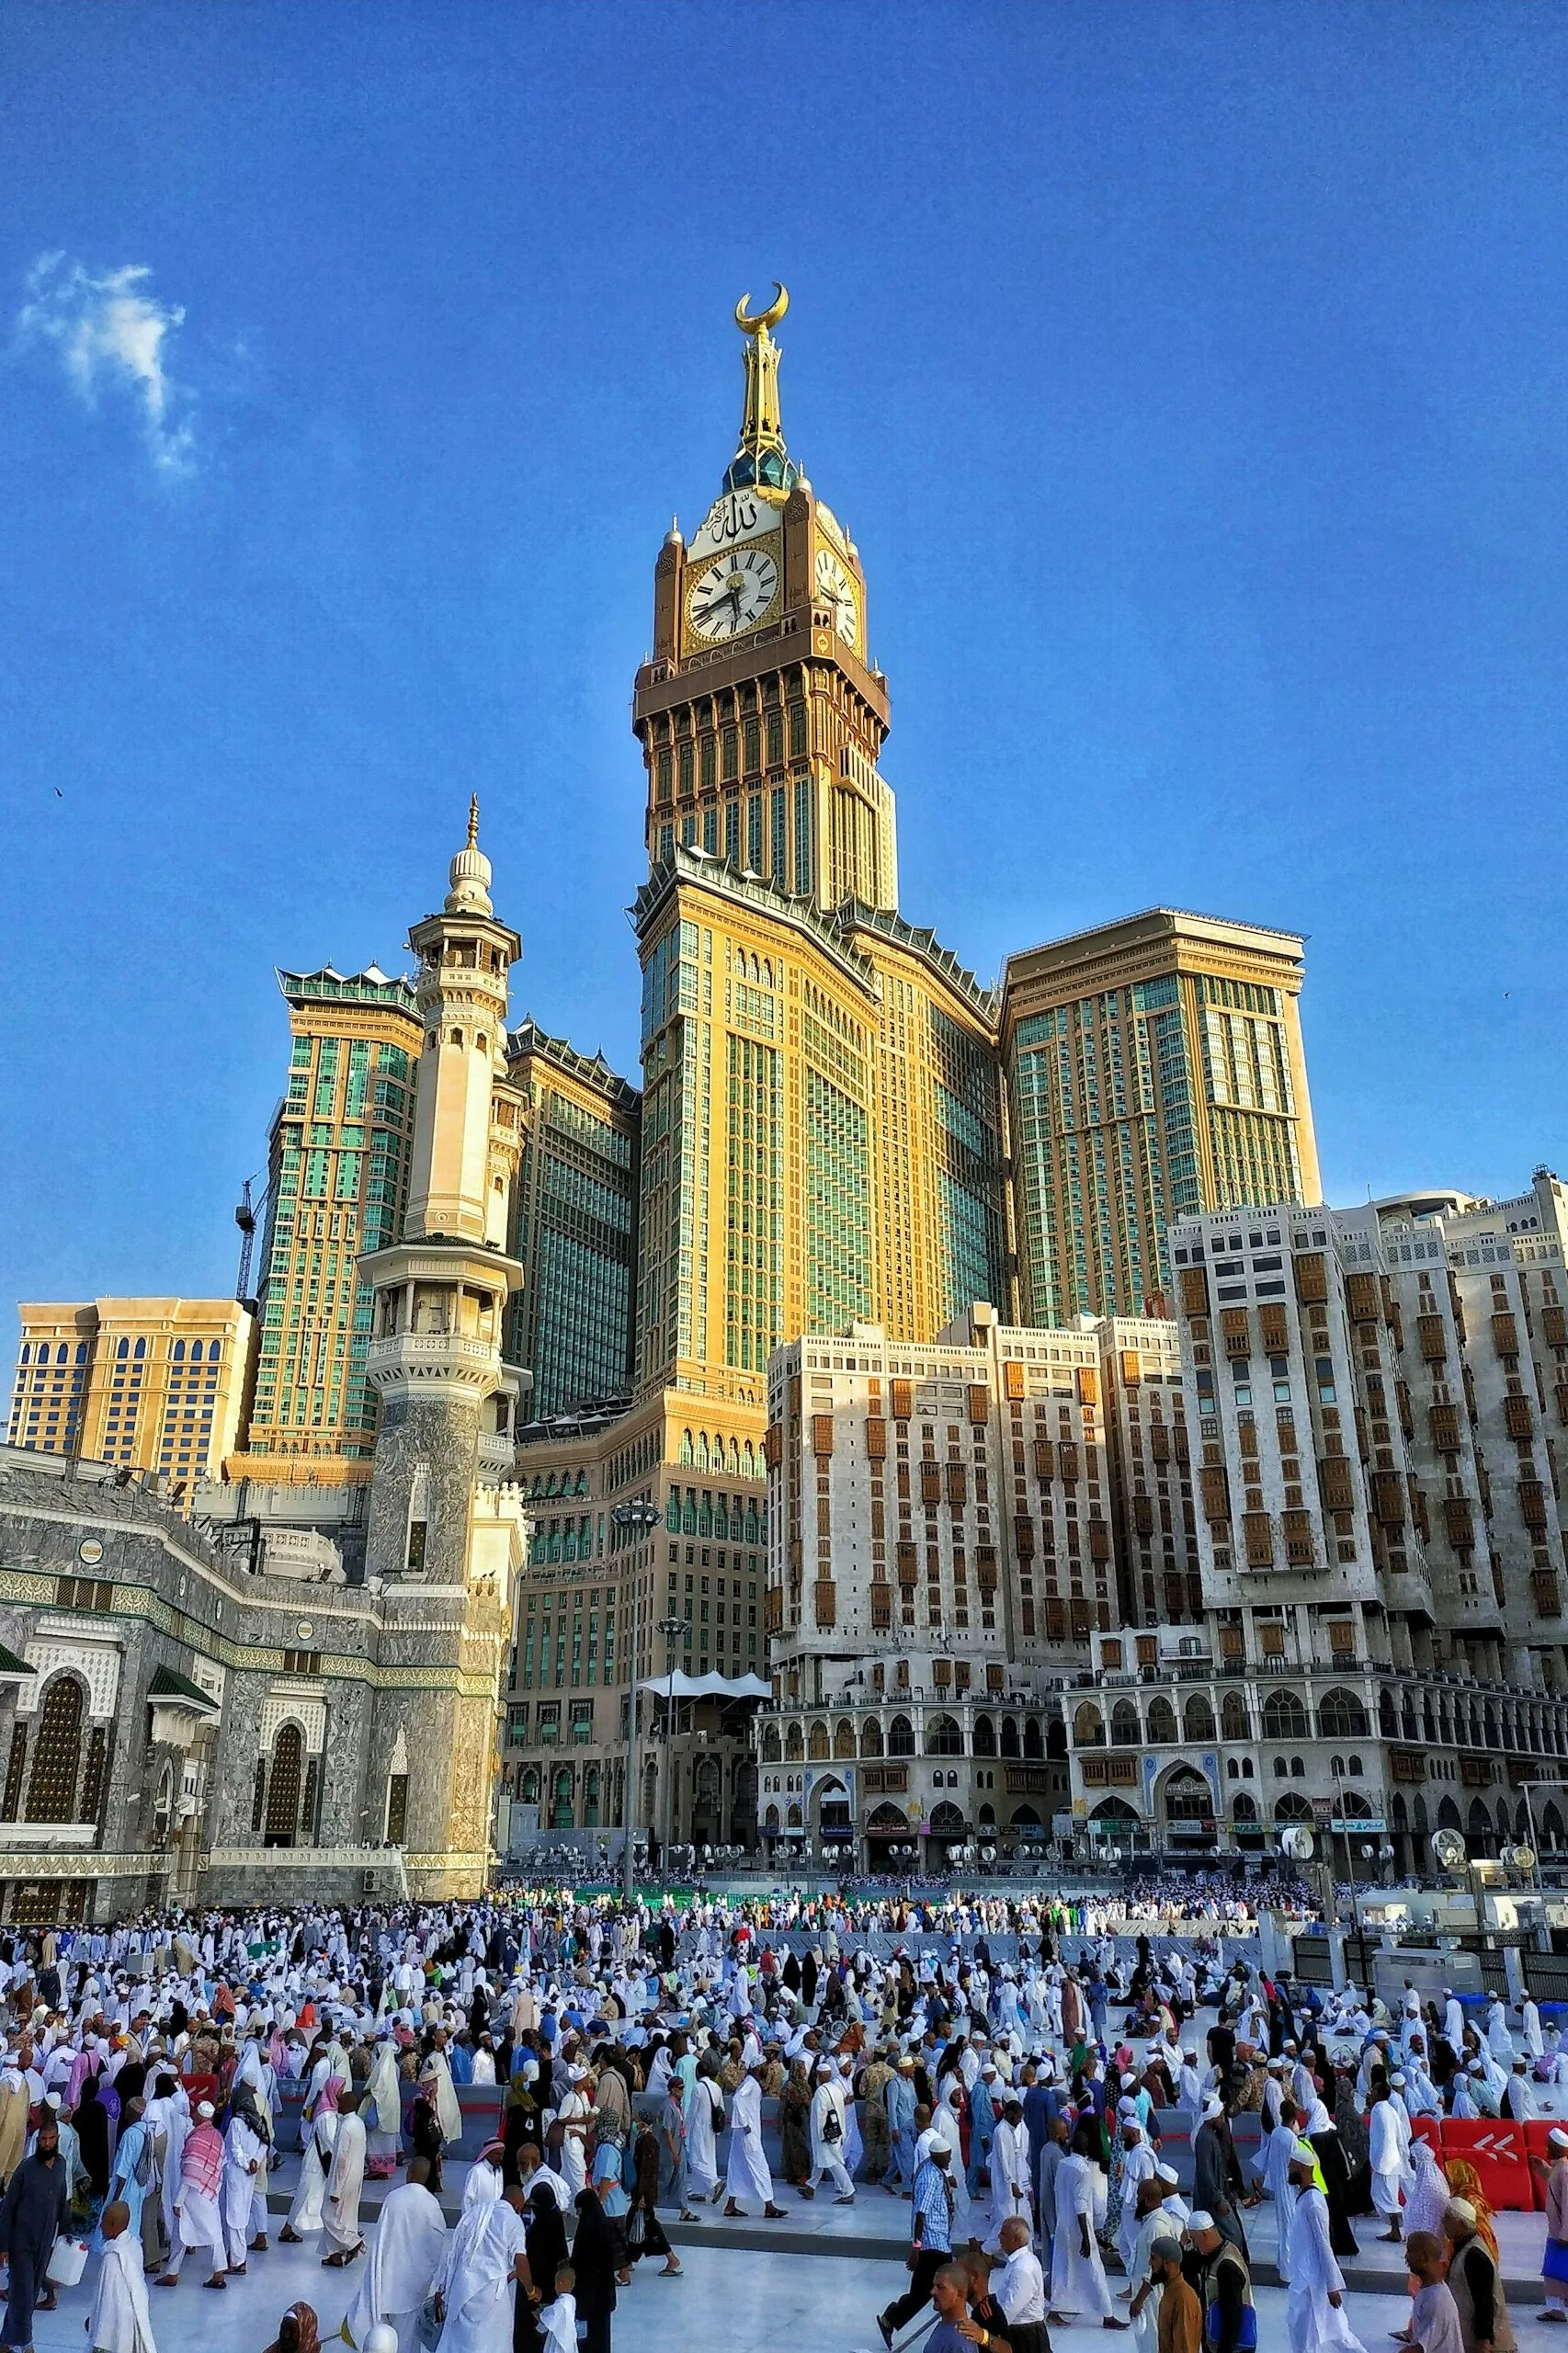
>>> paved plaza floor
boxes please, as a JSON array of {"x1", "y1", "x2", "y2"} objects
[{"x1": 10, "y1": 2233, "x2": 1451, "y2": 2353}]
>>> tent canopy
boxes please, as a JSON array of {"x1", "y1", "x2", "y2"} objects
[{"x1": 639, "y1": 1670, "x2": 770, "y2": 1699}]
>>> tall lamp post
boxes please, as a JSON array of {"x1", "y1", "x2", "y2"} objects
[
  {"x1": 656, "y1": 1613, "x2": 691, "y2": 1870},
  {"x1": 609, "y1": 1496, "x2": 663, "y2": 1904}
]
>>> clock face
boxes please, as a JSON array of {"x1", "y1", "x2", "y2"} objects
[
  {"x1": 687, "y1": 546, "x2": 779, "y2": 642},
  {"x1": 814, "y1": 545, "x2": 859, "y2": 648}
]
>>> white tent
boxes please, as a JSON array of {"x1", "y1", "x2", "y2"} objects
[{"x1": 638, "y1": 1670, "x2": 771, "y2": 1699}]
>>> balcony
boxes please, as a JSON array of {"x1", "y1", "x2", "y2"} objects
[{"x1": 366, "y1": 1333, "x2": 498, "y2": 1381}]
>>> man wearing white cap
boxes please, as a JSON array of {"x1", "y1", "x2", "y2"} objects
[
  {"x1": 986, "y1": 2098, "x2": 1031, "y2": 2255},
  {"x1": 1368, "y1": 2080, "x2": 1409, "y2": 2244},
  {"x1": 163, "y1": 2101, "x2": 225, "y2": 2288},
  {"x1": 805, "y1": 2061, "x2": 855, "y2": 2204},
  {"x1": 1537, "y1": 2123, "x2": 1568, "y2": 2321},
  {"x1": 877, "y1": 2131, "x2": 952, "y2": 2350},
  {"x1": 1116, "y1": 2108, "x2": 1157, "y2": 2278},
  {"x1": 1285, "y1": 2143, "x2": 1365, "y2": 2353}
]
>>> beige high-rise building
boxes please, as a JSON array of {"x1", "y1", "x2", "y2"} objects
[
  {"x1": 6, "y1": 1298, "x2": 254, "y2": 1502},
  {"x1": 1002, "y1": 907, "x2": 1323, "y2": 1327}
]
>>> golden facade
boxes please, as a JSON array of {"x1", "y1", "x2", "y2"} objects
[
  {"x1": 7, "y1": 1297, "x2": 254, "y2": 1503},
  {"x1": 630, "y1": 295, "x2": 1006, "y2": 1415},
  {"x1": 1002, "y1": 908, "x2": 1322, "y2": 1327}
]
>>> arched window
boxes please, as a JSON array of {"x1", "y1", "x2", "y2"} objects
[
  {"x1": 1274, "y1": 1791, "x2": 1313, "y2": 1823},
  {"x1": 761, "y1": 1725, "x2": 782, "y2": 1764},
  {"x1": 1319, "y1": 1688, "x2": 1369, "y2": 1739},
  {"x1": 1290, "y1": 1756, "x2": 1306, "y2": 1778},
  {"x1": 265, "y1": 1723, "x2": 303, "y2": 1846},
  {"x1": 1074, "y1": 1702, "x2": 1105, "y2": 1747},
  {"x1": 859, "y1": 1719, "x2": 884, "y2": 1758},
  {"x1": 808, "y1": 1720, "x2": 830, "y2": 1761},
  {"x1": 26, "y1": 1677, "x2": 83, "y2": 1823},
  {"x1": 785, "y1": 1722, "x2": 804, "y2": 1760},
  {"x1": 1233, "y1": 1792, "x2": 1258, "y2": 1823},
  {"x1": 521, "y1": 1767, "x2": 540, "y2": 1804},
  {"x1": 1164, "y1": 1769, "x2": 1211, "y2": 1825},
  {"x1": 888, "y1": 1714, "x2": 915, "y2": 1757},
  {"x1": 999, "y1": 1717, "x2": 1020, "y2": 1758},
  {"x1": 1111, "y1": 1699, "x2": 1141, "y2": 1748},
  {"x1": 972, "y1": 1714, "x2": 996, "y2": 1756},
  {"x1": 833, "y1": 1718, "x2": 856, "y2": 1759},
  {"x1": 1147, "y1": 1696, "x2": 1177, "y2": 1745},
  {"x1": 584, "y1": 1766, "x2": 601, "y2": 1827},
  {"x1": 930, "y1": 1801, "x2": 965, "y2": 1836},
  {"x1": 1185, "y1": 1695, "x2": 1216, "y2": 1742},
  {"x1": 134, "y1": 1337, "x2": 146, "y2": 1358},
  {"x1": 172, "y1": 1340, "x2": 185, "y2": 1361},
  {"x1": 1025, "y1": 1720, "x2": 1045, "y2": 1759},
  {"x1": 926, "y1": 1713, "x2": 963, "y2": 1757},
  {"x1": 551, "y1": 1768, "x2": 574, "y2": 1830},
  {"x1": 1261, "y1": 1689, "x2": 1309, "y2": 1740},
  {"x1": 1221, "y1": 1690, "x2": 1251, "y2": 1741}
]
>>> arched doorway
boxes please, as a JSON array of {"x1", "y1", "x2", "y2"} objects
[
  {"x1": 1160, "y1": 1765, "x2": 1216, "y2": 1851},
  {"x1": 264, "y1": 1723, "x2": 303, "y2": 1847},
  {"x1": 26, "y1": 1677, "x2": 84, "y2": 1824}
]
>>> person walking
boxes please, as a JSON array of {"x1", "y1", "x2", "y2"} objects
[
  {"x1": 1285, "y1": 2143, "x2": 1365, "y2": 2353},
  {"x1": 1535, "y1": 2123, "x2": 1568, "y2": 2322},
  {"x1": 722, "y1": 2063, "x2": 783, "y2": 2221},
  {"x1": 86, "y1": 2200, "x2": 156, "y2": 2353},
  {"x1": 322, "y1": 2088, "x2": 369, "y2": 2268},
  {"x1": 1182, "y1": 2213, "x2": 1254, "y2": 2353},
  {"x1": 877, "y1": 2131, "x2": 954, "y2": 2351},
  {"x1": 160, "y1": 2100, "x2": 225, "y2": 2290},
  {"x1": 1148, "y1": 2235, "x2": 1200, "y2": 2353},
  {"x1": 1443, "y1": 2196, "x2": 1516, "y2": 2353},
  {"x1": 0, "y1": 2111, "x2": 69, "y2": 2350}
]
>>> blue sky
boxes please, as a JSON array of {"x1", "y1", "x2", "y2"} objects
[{"x1": 3, "y1": 2, "x2": 1565, "y2": 1320}]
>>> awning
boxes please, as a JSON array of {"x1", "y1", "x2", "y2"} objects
[
  {"x1": 639, "y1": 1672, "x2": 771, "y2": 1699},
  {"x1": 0, "y1": 1646, "x2": 34, "y2": 1679},
  {"x1": 147, "y1": 1665, "x2": 219, "y2": 1712}
]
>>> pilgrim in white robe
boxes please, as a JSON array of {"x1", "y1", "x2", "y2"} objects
[
  {"x1": 1263, "y1": 2123, "x2": 1299, "y2": 2281},
  {"x1": 1117, "y1": 2138, "x2": 1157, "y2": 2275},
  {"x1": 172, "y1": 2131, "x2": 225, "y2": 2279},
  {"x1": 220, "y1": 2115, "x2": 268, "y2": 2268},
  {"x1": 87, "y1": 2229, "x2": 156, "y2": 2353},
  {"x1": 1368, "y1": 2099, "x2": 1409, "y2": 2222},
  {"x1": 723, "y1": 2075, "x2": 775, "y2": 2208},
  {"x1": 365, "y1": 2040, "x2": 403, "y2": 2173},
  {"x1": 683, "y1": 2074, "x2": 722, "y2": 2199},
  {"x1": 988, "y1": 2115, "x2": 1031, "y2": 2254},
  {"x1": 324, "y1": 2108, "x2": 369, "y2": 2256},
  {"x1": 434, "y1": 2197, "x2": 528, "y2": 2353},
  {"x1": 343, "y1": 2176, "x2": 449, "y2": 2353},
  {"x1": 1287, "y1": 2183, "x2": 1367, "y2": 2353},
  {"x1": 807, "y1": 2075, "x2": 854, "y2": 2198},
  {"x1": 286, "y1": 2109, "x2": 338, "y2": 2234},
  {"x1": 1051, "y1": 2151, "x2": 1114, "y2": 2321}
]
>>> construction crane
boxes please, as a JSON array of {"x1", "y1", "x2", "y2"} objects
[{"x1": 234, "y1": 1176, "x2": 261, "y2": 1302}]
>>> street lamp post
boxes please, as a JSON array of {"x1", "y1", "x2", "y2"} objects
[
  {"x1": 656, "y1": 1613, "x2": 691, "y2": 1869},
  {"x1": 609, "y1": 1496, "x2": 663, "y2": 1904}
]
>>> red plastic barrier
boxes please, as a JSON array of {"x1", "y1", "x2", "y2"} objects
[
  {"x1": 1439, "y1": 2117, "x2": 1536, "y2": 2211},
  {"x1": 1410, "y1": 2115, "x2": 1442, "y2": 2151},
  {"x1": 1522, "y1": 2116, "x2": 1563, "y2": 2211}
]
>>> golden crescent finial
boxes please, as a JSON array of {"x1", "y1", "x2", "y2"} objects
[{"x1": 735, "y1": 283, "x2": 789, "y2": 336}]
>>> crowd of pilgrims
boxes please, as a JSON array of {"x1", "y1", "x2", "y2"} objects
[{"x1": 0, "y1": 1889, "x2": 1545, "y2": 2353}]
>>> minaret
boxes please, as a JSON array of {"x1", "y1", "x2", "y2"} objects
[{"x1": 361, "y1": 805, "x2": 528, "y2": 1586}]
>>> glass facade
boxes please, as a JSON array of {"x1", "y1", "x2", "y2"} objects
[{"x1": 246, "y1": 971, "x2": 419, "y2": 1463}]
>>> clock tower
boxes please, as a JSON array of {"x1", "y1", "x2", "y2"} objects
[
  {"x1": 634, "y1": 287, "x2": 898, "y2": 915},
  {"x1": 629, "y1": 291, "x2": 1007, "y2": 1415}
]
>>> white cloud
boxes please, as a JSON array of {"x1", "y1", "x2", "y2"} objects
[{"x1": 17, "y1": 253, "x2": 197, "y2": 474}]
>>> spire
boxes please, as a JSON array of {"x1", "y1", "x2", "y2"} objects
[
  {"x1": 446, "y1": 798, "x2": 494, "y2": 915},
  {"x1": 723, "y1": 283, "x2": 799, "y2": 506}
]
